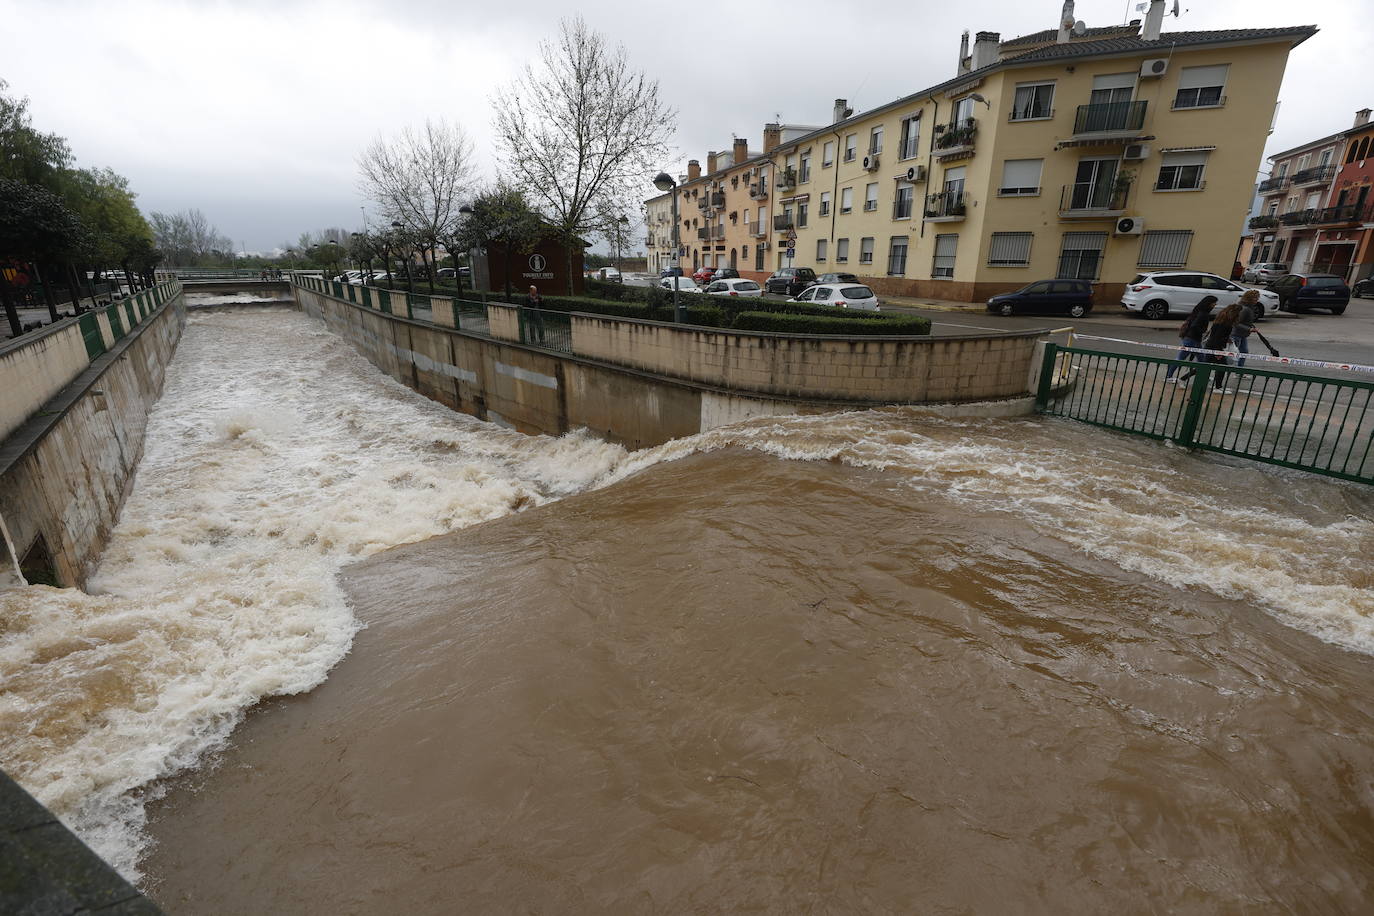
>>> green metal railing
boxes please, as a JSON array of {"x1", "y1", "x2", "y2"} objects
[{"x1": 1036, "y1": 344, "x2": 1374, "y2": 484}]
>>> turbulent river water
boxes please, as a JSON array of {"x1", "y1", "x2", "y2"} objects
[{"x1": 3, "y1": 306, "x2": 1373, "y2": 912}]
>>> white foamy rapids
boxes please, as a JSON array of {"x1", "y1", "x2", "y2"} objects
[
  {"x1": 0, "y1": 309, "x2": 629, "y2": 881},
  {"x1": 612, "y1": 408, "x2": 1374, "y2": 655},
  {"x1": 184, "y1": 292, "x2": 293, "y2": 305}
]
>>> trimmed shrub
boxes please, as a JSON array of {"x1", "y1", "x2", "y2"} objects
[{"x1": 730, "y1": 311, "x2": 931, "y2": 336}]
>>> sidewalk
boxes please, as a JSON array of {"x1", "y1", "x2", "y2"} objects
[{"x1": 881, "y1": 293, "x2": 985, "y2": 313}]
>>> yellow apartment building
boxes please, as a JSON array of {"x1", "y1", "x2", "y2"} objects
[{"x1": 659, "y1": 1, "x2": 1316, "y2": 302}]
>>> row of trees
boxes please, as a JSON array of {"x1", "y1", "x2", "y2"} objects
[
  {"x1": 148, "y1": 209, "x2": 235, "y2": 265},
  {"x1": 352, "y1": 16, "x2": 672, "y2": 296},
  {"x1": 0, "y1": 80, "x2": 162, "y2": 335}
]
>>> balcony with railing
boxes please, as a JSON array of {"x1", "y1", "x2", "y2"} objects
[
  {"x1": 1257, "y1": 175, "x2": 1289, "y2": 194},
  {"x1": 1291, "y1": 164, "x2": 1337, "y2": 186},
  {"x1": 776, "y1": 167, "x2": 797, "y2": 191},
  {"x1": 709, "y1": 191, "x2": 726, "y2": 208},
  {"x1": 1072, "y1": 100, "x2": 1148, "y2": 136},
  {"x1": 773, "y1": 213, "x2": 794, "y2": 231},
  {"x1": 1278, "y1": 209, "x2": 1317, "y2": 226},
  {"x1": 696, "y1": 225, "x2": 726, "y2": 240},
  {"x1": 1248, "y1": 215, "x2": 1279, "y2": 231},
  {"x1": 933, "y1": 119, "x2": 977, "y2": 158},
  {"x1": 749, "y1": 178, "x2": 768, "y2": 200},
  {"x1": 1315, "y1": 204, "x2": 1361, "y2": 224},
  {"x1": 923, "y1": 190, "x2": 966, "y2": 221},
  {"x1": 1058, "y1": 181, "x2": 1128, "y2": 218},
  {"x1": 746, "y1": 221, "x2": 767, "y2": 239}
]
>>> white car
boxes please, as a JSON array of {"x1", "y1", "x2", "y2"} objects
[
  {"x1": 1242, "y1": 262, "x2": 1290, "y2": 284},
  {"x1": 705, "y1": 278, "x2": 764, "y2": 298},
  {"x1": 657, "y1": 276, "x2": 700, "y2": 292},
  {"x1": 1120, "y1": 271, "x2": 1279, "y2": 320},
  {"x1": 790, "y1": 282, "x2": 882, "y2": 311}
]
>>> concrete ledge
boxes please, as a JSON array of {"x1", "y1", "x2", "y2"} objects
[{"x1": 0, "y1": 769, "x2": 163, "y2": 914}]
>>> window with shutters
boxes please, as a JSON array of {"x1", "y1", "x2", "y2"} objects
[
  {"x1": 823, "y1": 141, "x2": 835, "y2": 167},
  {"x1": 987, "y1": 232, "x2": 1033, "y2": 267},
  {"x1": 1173, "y1": 64, "x2": 1228, "y2": 109},
  {"x1": 899, "y1": 114, "x2": 922, "y2": 159},
  {"x1": 1156, "y1": 150, "x2": 1209, "y2": 191},
  {"x1": 798, "y1": 202, "x2": 809, "y2": 228},
  {"x1": 844, "y1": 134, "x2": 857, "y2": 161},
  {"x1": 998, "y1": 159, "x2": 1043, "y2": 196},
  {"x1": 799, "y1": 151, "x2": 812, "y2": 184},
  {"x1": 817, "y1": 238, "x2": 828, "y2": 261},
  {"x1": 932, "y1": 234, "x2": 958, "y2": 278},
  {"x1": 840, "y1": 187, "x2": 854, "y2": 214},
  {"x1": 865, "y1": 182, "x2": 879, "y2": 211},
  {"x1": 869, "y1": 125, "x2": 884, "y2": 155},
  {"x1": 887, "y1": 237, "x2": 909, "y2": 276},
  {"x1": 1137, "y1": 230, "x2": 1194, "y2": 268},
  {"x1": 1010, "y1": 81, "x2": 1055, "y2": 121},
  {"x1": 1057, "y1": 231, "x2": 1107, "y2": 280},
  {"x1": 836, "y1": 238, "x2": 850, "y2": 263},
  {"x1": 859, "y1": 237, "x2": 875, "y2": 264},
  {"x1": 893, "y1": 183, "x2": 914, "y2": 219},
  {"x1": 819, "y1": 191, "x2": 831, "y2": 216}
]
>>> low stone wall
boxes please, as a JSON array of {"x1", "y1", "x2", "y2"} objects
[
  {"x1": 295, "y1": 280, "x2": 1044, "y2": 448},
  {"x1": 0, "y1": 284, "x2": 186, "y2": 587},
  {"x1": 0, "y1": 322, "x2": 91, "y2": 443}
]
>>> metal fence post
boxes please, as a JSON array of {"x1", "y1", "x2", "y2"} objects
[
  {"x1": 1176, "y1": 365, "x2": 1210, "y2": 448},
  {"x1": 1034, "y1": 343, "x2": 1058, "y2": 411}
]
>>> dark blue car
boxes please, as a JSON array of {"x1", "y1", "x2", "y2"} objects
[
  {"x1": 987, "y1": 279, "x2": 1094, "y2": 318},
  {"x1": 1267, "y1": 273, "x2": 1351, "y2": 314}
]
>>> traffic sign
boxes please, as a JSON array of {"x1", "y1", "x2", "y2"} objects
[{"x1": 786, "y1": 230, "x2": 798, "y2": 241}]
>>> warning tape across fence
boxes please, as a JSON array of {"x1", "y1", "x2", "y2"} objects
[{"x1": 1066, "y1": 334, "x2": 1374, "y2": 377}]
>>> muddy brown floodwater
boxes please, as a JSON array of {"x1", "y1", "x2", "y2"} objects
[{"x1": 142, "y1": 448, "x2": 1374, "y2": 914}]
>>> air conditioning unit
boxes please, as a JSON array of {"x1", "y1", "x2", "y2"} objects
[
  {"x1": 1140, "y1": 58, "x2": 1168, "y2": 78},
  {"x1": 905, "y1": 165, "x2": 927, "y2": 182},
  {"x1": 1114, "y1": 216, "x2": 1145, "y2": 235},
  {"x1": 1123, "y1": 143, "x2": 1150, "y2": 161},
  {"x1": 863, "y1": 154, "x2": 880, "y2": 172}
]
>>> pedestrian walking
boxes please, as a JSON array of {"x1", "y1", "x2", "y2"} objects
[
  {"x1": 523, "y1": 284, "x2": 546, "y2": 344},
  {"x1": 1200, "y1": 302, "x2": 1244, "y2": 393},
  {"x1": 1231, "y1": 289, "x2": 1260, "y2": 369},
  {"x1": 1166, "y1": 296, "x2": 1216, "y2": 383}
]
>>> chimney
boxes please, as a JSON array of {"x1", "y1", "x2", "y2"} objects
[
  {"x1": 687, "y1": 159, "x2": 701, "y2": 181},
  {"x1": 957, "y1": 30, "x2": 970, "y2": 74},
  {"x1": 733, "y1": 137, "x2": 749, "y2": 164},
  {"x1": 970, "y1": 31, "x2": 1001, "y2": 71},
  {"x1": 1356, "y1": 109, "x2": 1372, "y2": 128},
  {"x1": 1057, "y1": 0, "x2": 1074, "y2": 43},
  {"x1": 833, "y1": 99, "x2": 849, "y2": 124},
  {"x1": 1142, "y1": 0, "x2": 1165, "y2": 41},
  {"x1": 762, "y1": 123, "x2": 781, "y2": 153}
]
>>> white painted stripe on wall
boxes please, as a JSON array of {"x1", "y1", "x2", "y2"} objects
[{"x1": 495, "y1": 361, "x2": 558, "y2": 389}]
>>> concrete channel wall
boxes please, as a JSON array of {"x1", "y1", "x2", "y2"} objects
[
  {"x1": 295, "y1": 282, "x2": 1046, "y2": 447},
  {"x1": 0, "y1": 281, "x2": 186, "y2": 588}
]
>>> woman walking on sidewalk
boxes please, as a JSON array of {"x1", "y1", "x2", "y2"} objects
[
  {"x1": 1231, "y1": 289, "x2": 1260, "y2": 369},
  {"x1": 1200, "y1": 302, "x2": 1243, "y2": 393},
  {"x1": 1166, "y1": 296, "x2": 1216, "y2": 382}
]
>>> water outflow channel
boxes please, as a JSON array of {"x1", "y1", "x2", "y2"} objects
[{"x1": 3, "y1": 306, "x2": 1374, "y2": 911}]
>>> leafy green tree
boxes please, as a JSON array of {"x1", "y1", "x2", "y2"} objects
[
  {"x1": 453, "y1": 186, "x2": 544, "y2": 297},
  {"x1": 0, "y1": 178, "x2": 89, "y2": 333},
  {"x1": 0, "y1": 80, "x2": 71, "y2": 189}
]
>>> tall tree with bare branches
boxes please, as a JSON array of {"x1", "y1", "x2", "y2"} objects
[
  {"x1": 493, "y1": 16, "x2": 674, "y2": 293},
  {"x1": 357, "y1": 119, "x2": 476, "y2": 291}
]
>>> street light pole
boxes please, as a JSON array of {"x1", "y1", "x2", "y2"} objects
[{"x1": 653, "y1": 172, "x2": 683, "y2": 323}]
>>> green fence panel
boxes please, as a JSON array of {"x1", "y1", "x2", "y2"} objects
[
  {"x1": 78, "y1": 312, "x2": 105, "y2": 360},
  {"x1": 105, "y1": 304, "x2": 125, "y2": 339}
]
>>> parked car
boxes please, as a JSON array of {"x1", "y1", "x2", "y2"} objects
[
  {"x1": 692, "y1": 265, "x2": 720, "y2": 284},
  {"x1": 1353, "y1": 276, "x2": 1374, "y2": 299},
  {"x1": 987, "y1": 279, "x2": 1094, "y2": 317},
  {"x1": 656, "y1": 276, "x2": 700, "y2": 292},
  {"x1": 659, "y1": 266, "x2": 684, "y2": 278},
  {"x1": 765, "y1": 267, "x2": 818, "y2": 297},
  {"x1": 362, "y1": 271, "x2": 392, "y2": 285},
  {"x1": 1242, "y1": 262, "x2": 1290, "y2": 284},
  {"x1": 436, "y1": 267, "x2": 456, "y2": 280},
  {"x1": 705, "y1": 278, "x2": 764, "y2": 298},
  {"x1": 597, "y1": 267, "x2": 623, "y2": 283},
  {"x1": 810, "y1": 272, "x2": 859, "y2": 287},
  {"x1": 336, "y1": 270, "x2": 363, "y2": 284},
  {"x1": 1120, "y1": 271, "x2": 1279, "y2": 320},
  {"x1": 710, "y1": 267, "x2": 741, "y2": 281},
  {"x1": 790, "y1": 283, "x2": 881, "y2": 311},
  {"x1": 1266, "y1": 273, "x2": 1351, "y2": 314}
]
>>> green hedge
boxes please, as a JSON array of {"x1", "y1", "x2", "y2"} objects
[
  {"x1": 731, "y1": 311, "x2": 931, "y2": 336},
  {"x1": 489, "y1": 293, "x2": 727, "y2": 328}
]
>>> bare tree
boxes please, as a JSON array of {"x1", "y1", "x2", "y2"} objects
[
  {"x1": 492, "y1": 16, "x2": 674, "y2": 293},
  {"x1": 357, "y1": 119, "x2": 476, "y2": 291},
  {"x1": 149, "y1": 208, "x2": 233, "y2": 265}
]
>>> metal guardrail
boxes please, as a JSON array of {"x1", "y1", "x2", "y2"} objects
[
  {"x1": 1073, "y1": 100, "x2": 1147, "y2": 134},
  {"x1": 1036, "y1": 344, "x2": 1374, "y2": 484},
  {"x1": 1257, "y1": 175, "x2": 1289, "y2": 194},
  {"x1": 1291, "y1": 164, "x2": 1337, "y2": 185},
  {"x1": 518, "y1": 307, "x2": 572, "y2": 352}
]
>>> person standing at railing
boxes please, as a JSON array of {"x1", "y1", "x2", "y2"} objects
[
  {"x1": 1231, "y1": 289, "x2": 1260, "y2": 369},
  {"x1": 523, "y1": 284, "x2": 546, "y2": 344},
  {"x1": 1165, "y1": 296, "x2": 1215, "y2": 383}
]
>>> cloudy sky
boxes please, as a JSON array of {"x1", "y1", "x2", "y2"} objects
[{"x1": 3, "y1": 0, "x2": 1367, "y2": 254}]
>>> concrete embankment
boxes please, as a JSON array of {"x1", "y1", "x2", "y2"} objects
[
  {"x1": 294, "y1": 279, "x2": 1048, "y2": 447},
  {"x1": 0, "y1": 281, "x2": 186, "y2": 587}
]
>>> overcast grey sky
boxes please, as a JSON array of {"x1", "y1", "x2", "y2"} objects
[{"x1": 2, "y1": 0, "x2": 1366, "y2": 254}]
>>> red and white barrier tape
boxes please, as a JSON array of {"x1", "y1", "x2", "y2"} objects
[{"x1": 1067, "y1": 334, "x2": 1374, "y2": 376}]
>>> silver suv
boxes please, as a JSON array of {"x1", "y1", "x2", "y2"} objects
[{"x1": 1243, "y1": 261, "x2": 1290, "y2": 283}]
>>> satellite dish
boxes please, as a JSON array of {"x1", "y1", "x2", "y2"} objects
[{"x1": 1071, "y1": 20, "x2": 1087, "y2": 36}]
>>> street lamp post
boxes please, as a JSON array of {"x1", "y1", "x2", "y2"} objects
[{"x1": 653, "y1": 172, "x2": 683, "y2": 323}]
